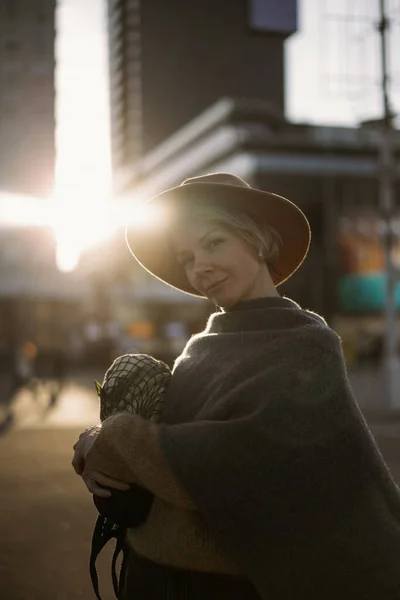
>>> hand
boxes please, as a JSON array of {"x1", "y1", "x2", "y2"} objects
[
  {"x1": 72, "y1": 425, "x2": 130, "y2": 498},
  {"x1": 72, "y1": 425, "x2": 100, "y2": 475},
  {"x1": 81, "y1": 467, "x2": 130, "y2": 498},
  {"x1": 73, "y1": 426, "x2": 97, "y2": 448}
]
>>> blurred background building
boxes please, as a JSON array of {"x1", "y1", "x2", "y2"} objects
[
  {"x1": 0, "y1": 0, "x2": 56, "y2": 197},
  {"x1": 108, "y1": 0, "x2": 296, "y2": 178},
  {"x1": 0, "y1": 0, "x2": 59, "y2": 381}
]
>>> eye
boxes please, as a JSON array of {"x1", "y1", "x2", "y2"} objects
[{"x1": 208, "y1": 238, "x2": 224, "y2": 249}]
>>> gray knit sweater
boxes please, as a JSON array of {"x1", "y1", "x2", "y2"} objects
[
  {"x1": 87, "y1": 296, "x2": 400, "y2": 599},
  {"x1": 158, "y1": 296, "x2": 400, "y2": 599}
]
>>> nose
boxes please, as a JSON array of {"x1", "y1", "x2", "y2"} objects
[{"x1": 192, "y1": 254, "x2": 213, "y2": 275}]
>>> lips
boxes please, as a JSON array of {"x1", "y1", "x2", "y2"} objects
[{"x1": 207, "y1": 278, "x2": 228, "y2": 293}]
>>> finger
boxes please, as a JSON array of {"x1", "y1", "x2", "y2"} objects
[
  {"x1": 79, "y1": 427, "x2": 95, "y2": 440},
  {"x1": 83, "y1": 476, "x2": 112, "y2": 498},
  {"x1": 72, "y1": 439, "x2": 85, "y2": 451},
  {"x1": 71, "y1": 451, "x2": 85, "y2": 475},
  {"x1": 72, "y1": 435, "x2": 85, "y2": 451},
  {"x1": 73, "y1": 427, "x2": 95, "y2": 450},
  {"x1": 88, "y1": 469, "x2": 130, "y2": 491}
]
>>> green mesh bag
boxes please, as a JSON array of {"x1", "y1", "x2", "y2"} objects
[
  {"x1": 95, "y1": 353, "x2": 171, "y2": 423},
  {"x1": 90, "y1": 353, "x2": 172, "y2": 600}
]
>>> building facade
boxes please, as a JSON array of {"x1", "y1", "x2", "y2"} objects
[
  {"x1": 107, "y1": 0, "x2": 297, "y2": 191},
  {"x1": 0, "y1": 0, "x2": 56, "y2": 197}
]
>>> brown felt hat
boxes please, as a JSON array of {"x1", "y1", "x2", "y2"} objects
[{"x1": 125, "y1": 172, "x2": 311, "y2": 297}]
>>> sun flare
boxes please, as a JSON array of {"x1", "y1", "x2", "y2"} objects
[{"x1": 50, "y1": 187, "x2": 115, "y2": 272}]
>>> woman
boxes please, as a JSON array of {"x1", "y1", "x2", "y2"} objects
[{"x1": 72, "y1": 173, "x2": 400, "y2": 599}]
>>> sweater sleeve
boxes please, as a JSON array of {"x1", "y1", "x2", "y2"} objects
[{"x1": 85, "y1": 412, "x2": 197, "y2": 510}]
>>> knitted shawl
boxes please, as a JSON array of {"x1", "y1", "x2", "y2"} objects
[{"x1": 158, "y1": 296, "x2": 400, "y2": 599}]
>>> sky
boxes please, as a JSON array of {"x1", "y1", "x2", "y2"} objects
[
  {"x1": 286, "y1": 0, "x2": 400, "y2": 125},
  {"x1": 52, "y1": 0, "x2": 400, "y2": 270}
]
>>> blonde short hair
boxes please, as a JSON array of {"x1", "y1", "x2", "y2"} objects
[{"x1": 174, "y1": 203, "x2": 283, "y2": 265}]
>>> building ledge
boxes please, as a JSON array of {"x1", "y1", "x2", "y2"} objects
[{"x1": 113, "y1": 97, "x2": 400, "y2": 199}]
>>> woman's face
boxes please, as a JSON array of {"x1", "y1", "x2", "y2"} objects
[{"x1": 171, "y1": 220, "x2": 277, "y2": 308}]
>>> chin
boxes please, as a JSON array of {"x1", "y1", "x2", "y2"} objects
[{"x1": 212, "y1": 294, "x2": 238, "y2": 310}]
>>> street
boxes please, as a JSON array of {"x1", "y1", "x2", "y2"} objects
[
  {"x1": 0, "y1": 373, "x2": 119, "y2": 600},
  {"x1": 1, "y1": 374, "x2": 400, "y2": 600}
]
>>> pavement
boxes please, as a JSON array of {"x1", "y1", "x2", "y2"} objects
[
  {"x1": 0, "y1": 370, "x2": 400, "y2": 599},
  {"x1": 0, "y1": 372, "x2": 101, "y2": 431},
  {"x1": 0, "y1": 371, "x2": 120, "y2": 600}
]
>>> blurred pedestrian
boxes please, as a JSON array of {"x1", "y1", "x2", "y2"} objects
[
  {"x1": 12, "y1": 340, "x2": 37, "y2": 393},
  {"x1": 48, "y1": 348, "x2": 67, "y2": 407},
  {"x1": 72, "y1": 173, "x2": 400, "y2": 599}
]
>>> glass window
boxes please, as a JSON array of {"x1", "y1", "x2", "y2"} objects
[{"x1": 248, "y1": 0, "x2": 297, "y2": 35}]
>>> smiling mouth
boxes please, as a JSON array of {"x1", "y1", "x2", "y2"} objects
[{"x1": 207, "y1": 279, "x2": 228, "y2": 293}]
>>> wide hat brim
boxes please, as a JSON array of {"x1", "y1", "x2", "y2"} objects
[{"x1": 125, "y1": 182, "x2": 311, "y2": 298}]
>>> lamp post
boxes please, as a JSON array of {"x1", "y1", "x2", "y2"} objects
[{"x1": 377, "y1": 0, "x2": 400, "y2": 408}]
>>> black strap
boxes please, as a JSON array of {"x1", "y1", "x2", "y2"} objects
[
  {"x1": 119, "y1": 544, "x2": 129, "y2": 596},
  {"x1": 90, "y1": 515, "x2": 128, "y2": 600},
  {"x1": 111, "y1": 533, "x2": 129, "y2": 599}
]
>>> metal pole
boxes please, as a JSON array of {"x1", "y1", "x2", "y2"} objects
[{"x1": 378, "y1": 0, "x2": 400, "y2": 408}]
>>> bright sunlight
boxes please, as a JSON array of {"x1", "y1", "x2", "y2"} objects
[
  {"x1": 0, "y1": 0, "x2": 117, "y2": 271},
  {"x1": 53, "y1": 0, "x2": 113, "y2": 272}
]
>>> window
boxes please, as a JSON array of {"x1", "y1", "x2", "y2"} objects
[{"x1": 248, "y1": 0, "x2": 297, "y2": 35}]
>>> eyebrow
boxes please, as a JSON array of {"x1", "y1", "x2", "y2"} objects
[
  {"x1": 199, "y1": 228, "x2": 220, "y2": 244},
  {"x1": 175, "y1": 228, "x2": 221, "y2": 260}
]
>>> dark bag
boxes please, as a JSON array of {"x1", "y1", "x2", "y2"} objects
[
  {"x1": 88, "y1": 354, "x2": 171, "y2": 600},
  {"x1": 90, "y1": 485, "x2": 154, "y2": 600}
]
